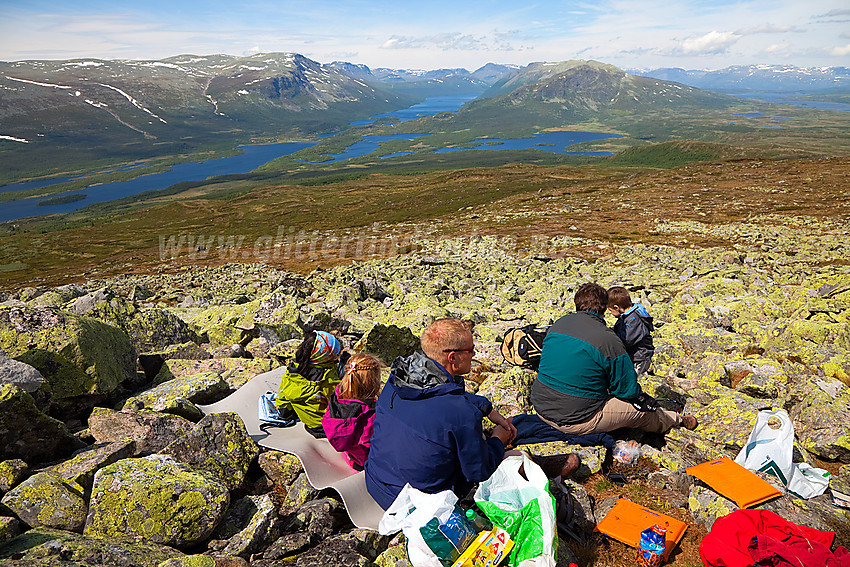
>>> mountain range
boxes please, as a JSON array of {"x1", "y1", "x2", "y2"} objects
[
  {"x1": 630, "y1": 64, "x2": 850, "y2": 92},
  {"x1": 1, "y1": 53, "x2": 848, "y2": 186}
]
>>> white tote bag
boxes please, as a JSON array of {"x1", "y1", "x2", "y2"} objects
[{"x1": 735, "y1": 409, "x2": 830, "y2": 499}]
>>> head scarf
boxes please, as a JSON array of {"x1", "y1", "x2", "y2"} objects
[{"x1": 310, "y1": 331, "x2": 341, "y2": 364}]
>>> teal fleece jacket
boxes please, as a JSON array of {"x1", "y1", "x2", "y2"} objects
[{"x1": 532, "y1": 310, "x2": 641, "y2": 424}]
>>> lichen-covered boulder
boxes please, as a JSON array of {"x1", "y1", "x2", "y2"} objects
[
  {"x1": 284, "y1": 497, "x2": 349, "y2": 544},
  {"x1": 257, "y1": 451, "x2": 303, "y2": 488},
  {"x1": 683, "y1": 385, "x2": 765, "y2": 449},
  {"x1": 0, "y1": 526, "x2": 184, "y2": 566},
  {"x1": 153, "y1": 357, "x2": 274, "y2": 389},
  {"x1": 476, "y1": 367, "x2": 534, "y2": 417},
  {"x1": 121, "y1": 370, "x2": 228, "y2": 420},
  {"x1": 68, "y1": 290, "x2": 200, "y2": 353},
  {"x1": 279, "y1": 473, "x2": 321, "y2": 514},
  {"x1": 791, "y1": 377, "x2": 850, "y2": 462},
  {"x1": 687, "y1": 482, "x2": 745, "y2": 530},
  {"x1": 0, "y1": 459, "x2": 28, "y2": 494},
  {"x1": 0, "y1": 306, "x2": 135, "y2": 418},
  {"x1": 353, "y1": 323, "x2": 420, "y2": 365},
  {"x1": 373, "y1": 533, "x2": 410, "y2": 567},
  {"x1": 0, "y1": 471, "x2": 88, "y2": 531},
  {"x1": 211, "y1": 494, "x2": 280, "y2": 558},
  {"x1": 85, "y1": 454, "x2": 230, "y2": 549},
  {"x1": 158, "y1": 555, "x2": 219, "y2": 567},
  {"x1": 88, "y1": 407, "x2": 194, "y2": 457},
  {"x1": 0, "y1": 384, "x2": 82, "y2": 463},
  {"x1": 47, "y1": 440, "x2": 136, "y2": 492},
  {"x1": 161, "y1": 412, "x2": 260, "y2": 491},
  {"x1": 761, "y1": 493, "x2": 850, "y2": 535},
  {"x1": 0, "y1": 347, "x2": 44, "y2": 395},
  {"x1": 276, "y1": 532, "x2": 372, "y2": 567},
  {"x1": 138, "y1": 342, "x2": 212, "y2": 381}
]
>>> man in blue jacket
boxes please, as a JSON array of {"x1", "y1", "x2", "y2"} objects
[
  {"x1": 365, "y1": 318, "x2": 516, "y2": 510},
  {"x1": 532, "y1": 283, "x2": 698, "y2": 436}
]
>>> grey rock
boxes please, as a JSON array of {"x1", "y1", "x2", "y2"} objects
[
  {"x1": 85, "y1": 454, "x2": 230, "y2": 549},
  {"x1": 0, "y1": 460, "x2": 28, "y2": 494},
  {"x1": 1, "y1": 471, "x2": 88, "y2": 531},
  {"x1": 0, "y1": 348, "x2": 44, "y2": 394},
  {"x1": 161, "y1": 412, "x2": 260, "y2": 491},
  {"x1": 88, "y1": 407, "x2": 194, "y2": 457},
  {"x1": 47, "y1": 440, "x2": 136, "y2": 492},
  {"x1": 0, "y1": 385, "x2": 82, "y2": 464}
]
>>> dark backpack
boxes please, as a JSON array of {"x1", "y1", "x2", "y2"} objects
[{"x1": 501, "y1": 324, "x2": 549, "y2": 370}]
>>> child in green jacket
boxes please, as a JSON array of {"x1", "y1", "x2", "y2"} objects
[{"x1": 275, "y1": 330, "x2": 342, "y2": 438}]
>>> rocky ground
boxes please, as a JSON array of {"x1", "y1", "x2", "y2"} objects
[{"x1": 0, "y1": 210, "x2": 848, "y2": 566}]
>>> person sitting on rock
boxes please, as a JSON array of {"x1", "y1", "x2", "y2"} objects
[
  {"x1": 275, "y1": 330, "x2": 342, "y2": 439},
  {"x1": 532, "y1": 282, "x2": 698, "y2": 436},
  {"x1": 607, "y1": 286, "x2": 655, "y2": 377},
  {"x1": 365, "y1": 318, "x2": 580, "y2": 510},
  {"x1": 321, "y1": 353, "x2": 384, "y2": 471}
]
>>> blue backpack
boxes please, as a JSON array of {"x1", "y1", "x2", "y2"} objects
[{"x1": 258, "y1": 392, "x2": 296, "y2": 431}]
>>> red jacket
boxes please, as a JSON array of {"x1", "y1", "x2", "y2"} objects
[{"x1": 699, "y1": 509, "x2": 850, "y2": 567}]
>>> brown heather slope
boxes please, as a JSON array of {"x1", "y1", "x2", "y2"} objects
[{"x1": 0, "y1": 155, "x2": 848, "y2": 291}]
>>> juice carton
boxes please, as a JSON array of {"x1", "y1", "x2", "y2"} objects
[{"x1": 451, "y1": 527, "x2": 514, "y2": 567}]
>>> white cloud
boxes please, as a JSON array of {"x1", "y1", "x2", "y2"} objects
[
  {"x1": 380, "y1": 31, "x2": 519, "y2": 52},
  {"x1": 763, "y1": 42, "x2": 791, "y2": 54},
  {"x1": 831, "y1": 43, "x2": 850, "y2": 56},
  {"x1": 670, "y1": 31, "x2": 741, "y2": 56},
  {"x1": 735, "y1": 24, "x2": 802, "y2": 35}
]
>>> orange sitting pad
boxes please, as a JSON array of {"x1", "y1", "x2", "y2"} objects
[
  {"x1": 595, "y1": 498, "x2": 688, "y2": 561},
  {"x1": 686, "y1": 456, "x2": 781, "y2": 509}
]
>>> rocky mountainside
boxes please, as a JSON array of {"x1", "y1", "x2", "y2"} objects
[
  {"x1": 444, "y1": 60, "x2": 743, "y2": 134},
  {"x1": 0, "y1": 211, "x2": 848, "y2": 565},
  {"x1": 0, "y1": 53, "x2": 411, "y2": 178},
  {"x1": 632, "y1": 64, "x2": 850, "y2": 92}
]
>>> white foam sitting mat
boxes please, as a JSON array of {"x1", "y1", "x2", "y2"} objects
[{"x1": 198, "y1": 366, "x2": 386, "y2": 530}]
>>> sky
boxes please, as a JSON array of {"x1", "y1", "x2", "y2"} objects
[{"x1": 0, "y1": 0, "x2": 848, "y2": 71}]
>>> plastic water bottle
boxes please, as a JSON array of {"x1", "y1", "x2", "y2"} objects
[{"x1": 465, "y1": 508, "x2": 492, "y2": 533}]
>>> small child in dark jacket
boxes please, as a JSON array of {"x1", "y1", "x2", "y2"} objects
[
  {"x1": 322, "y1": 353, "x2": 384, "y2": 470},
  {"x1": 607, "y1": 286, "x2": 655, "y2": 376}
]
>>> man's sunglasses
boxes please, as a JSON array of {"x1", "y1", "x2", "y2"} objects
[{"x1": 443, "y1": 347, "x2": 475, "y2": 353}]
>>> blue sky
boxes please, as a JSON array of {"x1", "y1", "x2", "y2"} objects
[{"x1": 0, "y1": 0, "x2": 848, "y2": 70}]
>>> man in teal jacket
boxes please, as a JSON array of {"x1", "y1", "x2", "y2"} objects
[{"x1": 532, "y1": 283, "x2": 698, "y2": 435}]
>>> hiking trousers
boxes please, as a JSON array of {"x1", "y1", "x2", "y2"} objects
[{"x1": 540, "y1": 397, "x2": 683, "y2": 435}]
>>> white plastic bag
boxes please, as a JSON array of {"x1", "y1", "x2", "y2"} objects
[
  {"x1": 474, "y1": 454, "x2": 557, "y2": 567},
  {"x1": 378, "y1": 484, "x2": 475, "y2": 567},
  {"x1": 735, "y1": 409, "x2": 830, "y2": 499}
]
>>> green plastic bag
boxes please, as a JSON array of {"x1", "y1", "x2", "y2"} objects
[{"x1": 474, "y1": 454, "x2": 557, "y2": 567}]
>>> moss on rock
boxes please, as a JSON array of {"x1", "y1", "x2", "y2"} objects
[
  {"x1": 85, "y1": 454, "x2": 230, "y2": 549},
  {"x1": 0, "y1": 471, "x2": 87, "y2": 531}
]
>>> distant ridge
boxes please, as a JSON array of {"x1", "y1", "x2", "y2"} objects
[
  {"x1": 629, "y1": 64, "x2": 850, "y2": 92},
  {"x1": 455, "y1": 60, "x2": 740, "y2": 126},
  {"x1": 0, "y1": 52, "x2": 412, "y2": 179}
]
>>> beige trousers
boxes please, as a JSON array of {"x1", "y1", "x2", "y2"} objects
[{"x1": 539, "y1": 397, "x2": 682, "y2": 435}]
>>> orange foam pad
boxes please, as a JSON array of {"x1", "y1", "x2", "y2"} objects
[
  {"x1": 595, "y1": 498, "x2": 687, "y2": 561},
  {"x1": 686, "y1": 456, "x2": 781, "y2": 509}
]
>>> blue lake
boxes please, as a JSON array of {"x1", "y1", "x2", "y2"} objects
[
  {"x1": 2, "y1": 94, "x2": 622, "y2": 223},
  {"x1": 0, "y1": 141, "x2": 315, "y2": 223},
  {"x1": 348, "y1": 94, "x2": 479, "y2": 126}
]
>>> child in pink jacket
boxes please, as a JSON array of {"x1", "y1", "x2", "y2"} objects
[{"x1": 321, "y1": 353, "x2": 383, "y2": 470}]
